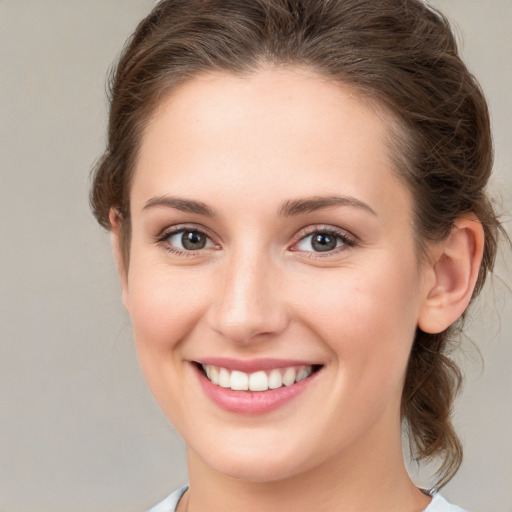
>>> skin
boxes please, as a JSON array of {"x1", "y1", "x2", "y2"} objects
[{"x1": 112, "y1": 67, "x2": 483, "y2": 512}]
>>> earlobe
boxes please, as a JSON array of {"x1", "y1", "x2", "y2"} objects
[
  {"x1": 418, "y1": 214, "x2": 485, "y2": 334},
  {"x1": 109, "y1": 208, "x2": 129, "y2": 309}
]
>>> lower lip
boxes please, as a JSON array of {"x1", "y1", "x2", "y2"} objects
[{"x1": 193, "y1": 364, "x2": 320, "y2": 415}]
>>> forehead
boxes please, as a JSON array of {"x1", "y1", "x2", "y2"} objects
[{"x1": 132, "y1": 66, "x2": 411, "y2": 222}]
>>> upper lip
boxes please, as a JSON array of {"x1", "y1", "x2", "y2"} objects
[{"x1": 193, "y1": 357, "x2": 322, "y2": 373}]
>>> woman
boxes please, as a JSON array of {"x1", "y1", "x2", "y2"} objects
[{"x1": 90, "y1": 1, "x2": 502, "y2": 510}]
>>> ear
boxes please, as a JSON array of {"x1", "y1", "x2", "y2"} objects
[
  {"x1": 418, "y1": 214, "x2": 485, "y2": 334},
  {"x1": 109, "y1": 208, "x2": 129, "y2": 309}
]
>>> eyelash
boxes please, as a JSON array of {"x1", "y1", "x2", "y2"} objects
[
  {"x1": 155, "y1": 224, "x2": 217, "y2": 257},
  {"x1": 290, "y1": 226, "x2": 357, "y2": 257},
  {"x1": 155, "y1": 224, "x2": 357, "y2": 257}
]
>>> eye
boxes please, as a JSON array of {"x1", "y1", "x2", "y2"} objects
[
  {"x1": 160, "y1": 228, "x2": 216, "y2": 253},
  {"x1": 292, "y1": 228, "x2": 355, "y2": 254}
]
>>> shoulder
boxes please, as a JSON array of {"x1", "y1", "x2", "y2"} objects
[
  {"x1": 147, "y1": 486, "x2": 188, "y2": 512},
  {"x1": 424, "y1": 493, "x2": 468, "y2": 512}
]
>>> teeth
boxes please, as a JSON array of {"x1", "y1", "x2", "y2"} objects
[
  {"x1": 249, "y1": 371, "x2": 268, "y2": 391},
  {"x1": 296, "y1": 367, "x2": 310, "y2": 382},
  {"x1": 282, "y1": 367, "x2": 296, "y2": 386},
  {"x1": 210, "y1": 366, "x2": 219, "y2": 385},
  {"x1": 219, "y1": 367, "x2": 230, "y2": 388},
  {"x1": 230, "y1": 370, "x2": 249, "y2": 391},
  {"x1": 201, "y1": 364, "x2": 314, "y2": 392},
  {"x1": 268, "y1": 369, "x2": 283, "y2": 389}
]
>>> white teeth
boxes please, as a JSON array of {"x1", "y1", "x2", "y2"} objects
[
  {"x1": 201, "y1": 364, "x2": 315, "y2": 392},
  {"x1": 282, "y1": 367, "x2": 296, "y2": 386},
  {"x1": 219, "y1": 367, "x2": 231, "y2": 388},
  {"x1": 249, "y1": 371, "x2": 268, "y2": 391},
  {"x1": 230, "y1": 370, "x2": 249, "y2": 391},
  {"x1": 296, "y1": 367, "x2": 311, "y2": 382},
  {"x1": 268, "y1": 369, "x2": 283, "y2": 389},
  {"x1": 210, "y1": 366, "x2": 219, "y2": 385}
]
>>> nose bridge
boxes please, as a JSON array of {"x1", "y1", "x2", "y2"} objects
[{"x1": 208, "y1": 245, "x2": 287, "y2": 343}]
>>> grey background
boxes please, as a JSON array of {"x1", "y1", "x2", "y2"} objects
[{"x1": 0, "y1": 1, "x2": 510, "y2": 511}]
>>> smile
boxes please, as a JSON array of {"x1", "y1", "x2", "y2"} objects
[
  {"x1": 194, "y1": 360, "x2": 323, "y2": 414},
  {"x1": 201, "y1": 364, "x2": 315, "y2": 392}
]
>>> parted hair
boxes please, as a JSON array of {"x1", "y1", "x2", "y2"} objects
[{"x1": 90, "y1": 0, "x2": 501, "y2": 488}]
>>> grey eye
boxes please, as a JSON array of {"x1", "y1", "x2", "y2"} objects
[
  {"x1": 295, "y1": 231, "x2": 344, "y2": 252},
  {"x1": 311, "y1": 233, "x2": 338, "y2": 252},
  {"x1": 169, "y1": 230, "x2": 212, "y2": 250}
]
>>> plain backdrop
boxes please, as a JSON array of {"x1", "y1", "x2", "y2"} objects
[{"x1": 0, "y1": 1, "x2": 510, "y2": 511}]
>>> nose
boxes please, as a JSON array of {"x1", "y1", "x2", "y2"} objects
[{"x1": 206, "y1": 250, "x2": 289, "y2": 344}]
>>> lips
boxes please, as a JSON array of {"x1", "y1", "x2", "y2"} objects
[
  {"x1": 202, "y1": 364, "x2": 314, "y2": 391},
  {"x1": 192, "y1": 358, "x2": 322, "y2": 414}
]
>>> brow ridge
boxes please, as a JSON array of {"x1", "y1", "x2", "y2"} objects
[
  {"x1": 143, "y1": 194, "x2": 376, "y2": 218},
  {"x1": 279, "y1": 195, "x2": 377, "y2": 217},
  {"x1": 143, "y1": 196, "x2": 215, "y2": 216}
]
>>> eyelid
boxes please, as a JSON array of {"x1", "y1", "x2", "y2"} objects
[
  {"x1": 289, "y1": 225, "x2": 357, "y2": 255},
  {"x1": 153, "y1": 223, "x2": 357, "y2": 257},
  {"x1": 154, "y1": 223, "x2": 220, "y2": 254}
]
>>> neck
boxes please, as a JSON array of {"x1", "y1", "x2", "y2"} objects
[{"x1": 184, "y1": 419, "x2": 431, "y2": 512}]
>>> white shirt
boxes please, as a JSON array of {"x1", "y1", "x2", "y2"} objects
[{"x1": 147, "y1": 486, "x2": 468, "y2": 512}]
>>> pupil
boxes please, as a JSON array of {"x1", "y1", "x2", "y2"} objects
[
  {"x1": 312, "y1": 233, "x2": 337, "y2": 252},
  {"x1": 182, "y1": 231, "x2": 206, "y2": 250}
]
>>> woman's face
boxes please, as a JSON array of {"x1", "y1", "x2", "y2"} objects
[{"x1": 121, "y1": 67, "x2": 434, "y2": 482}]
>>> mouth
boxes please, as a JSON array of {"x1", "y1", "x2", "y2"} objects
[
  {"x1": 192, "y1": 359, "x2": 323, "y2": 414},
  {"x1": 198, "y1": 363, "x2": 322, "y2": 392}
]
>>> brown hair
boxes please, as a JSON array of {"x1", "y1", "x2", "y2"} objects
[{"x1": 90, "y1": 0, "x2": 502, "y2": 488}]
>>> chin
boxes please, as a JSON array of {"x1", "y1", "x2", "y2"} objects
[
  {"x1": 194, "y1": 440, "x2": 314, "y2": 483},
  {"x1": 212, "y1": 458, "x2": 302, "y2": 483}
]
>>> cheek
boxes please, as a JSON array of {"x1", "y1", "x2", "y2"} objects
[
  {"x1": 124, "y1": 263, "x2": 214, "y2": 417},
  {"x1": 126, "y1": 263, "x2": 210, "y2": 352},
  {"x1": 294, "y1": 254, "x2": 421, "y2": 372}
]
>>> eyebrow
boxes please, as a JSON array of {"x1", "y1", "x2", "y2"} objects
[
  {"x1": 142, "y1": 194, "x2": 377, "y2": 218},
  {"x1": 279, "y1": 195, "x2": 377, "y2": 217},
  {"x1": 143, "y1": 196, "x2": 215, "y2": 216}
]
